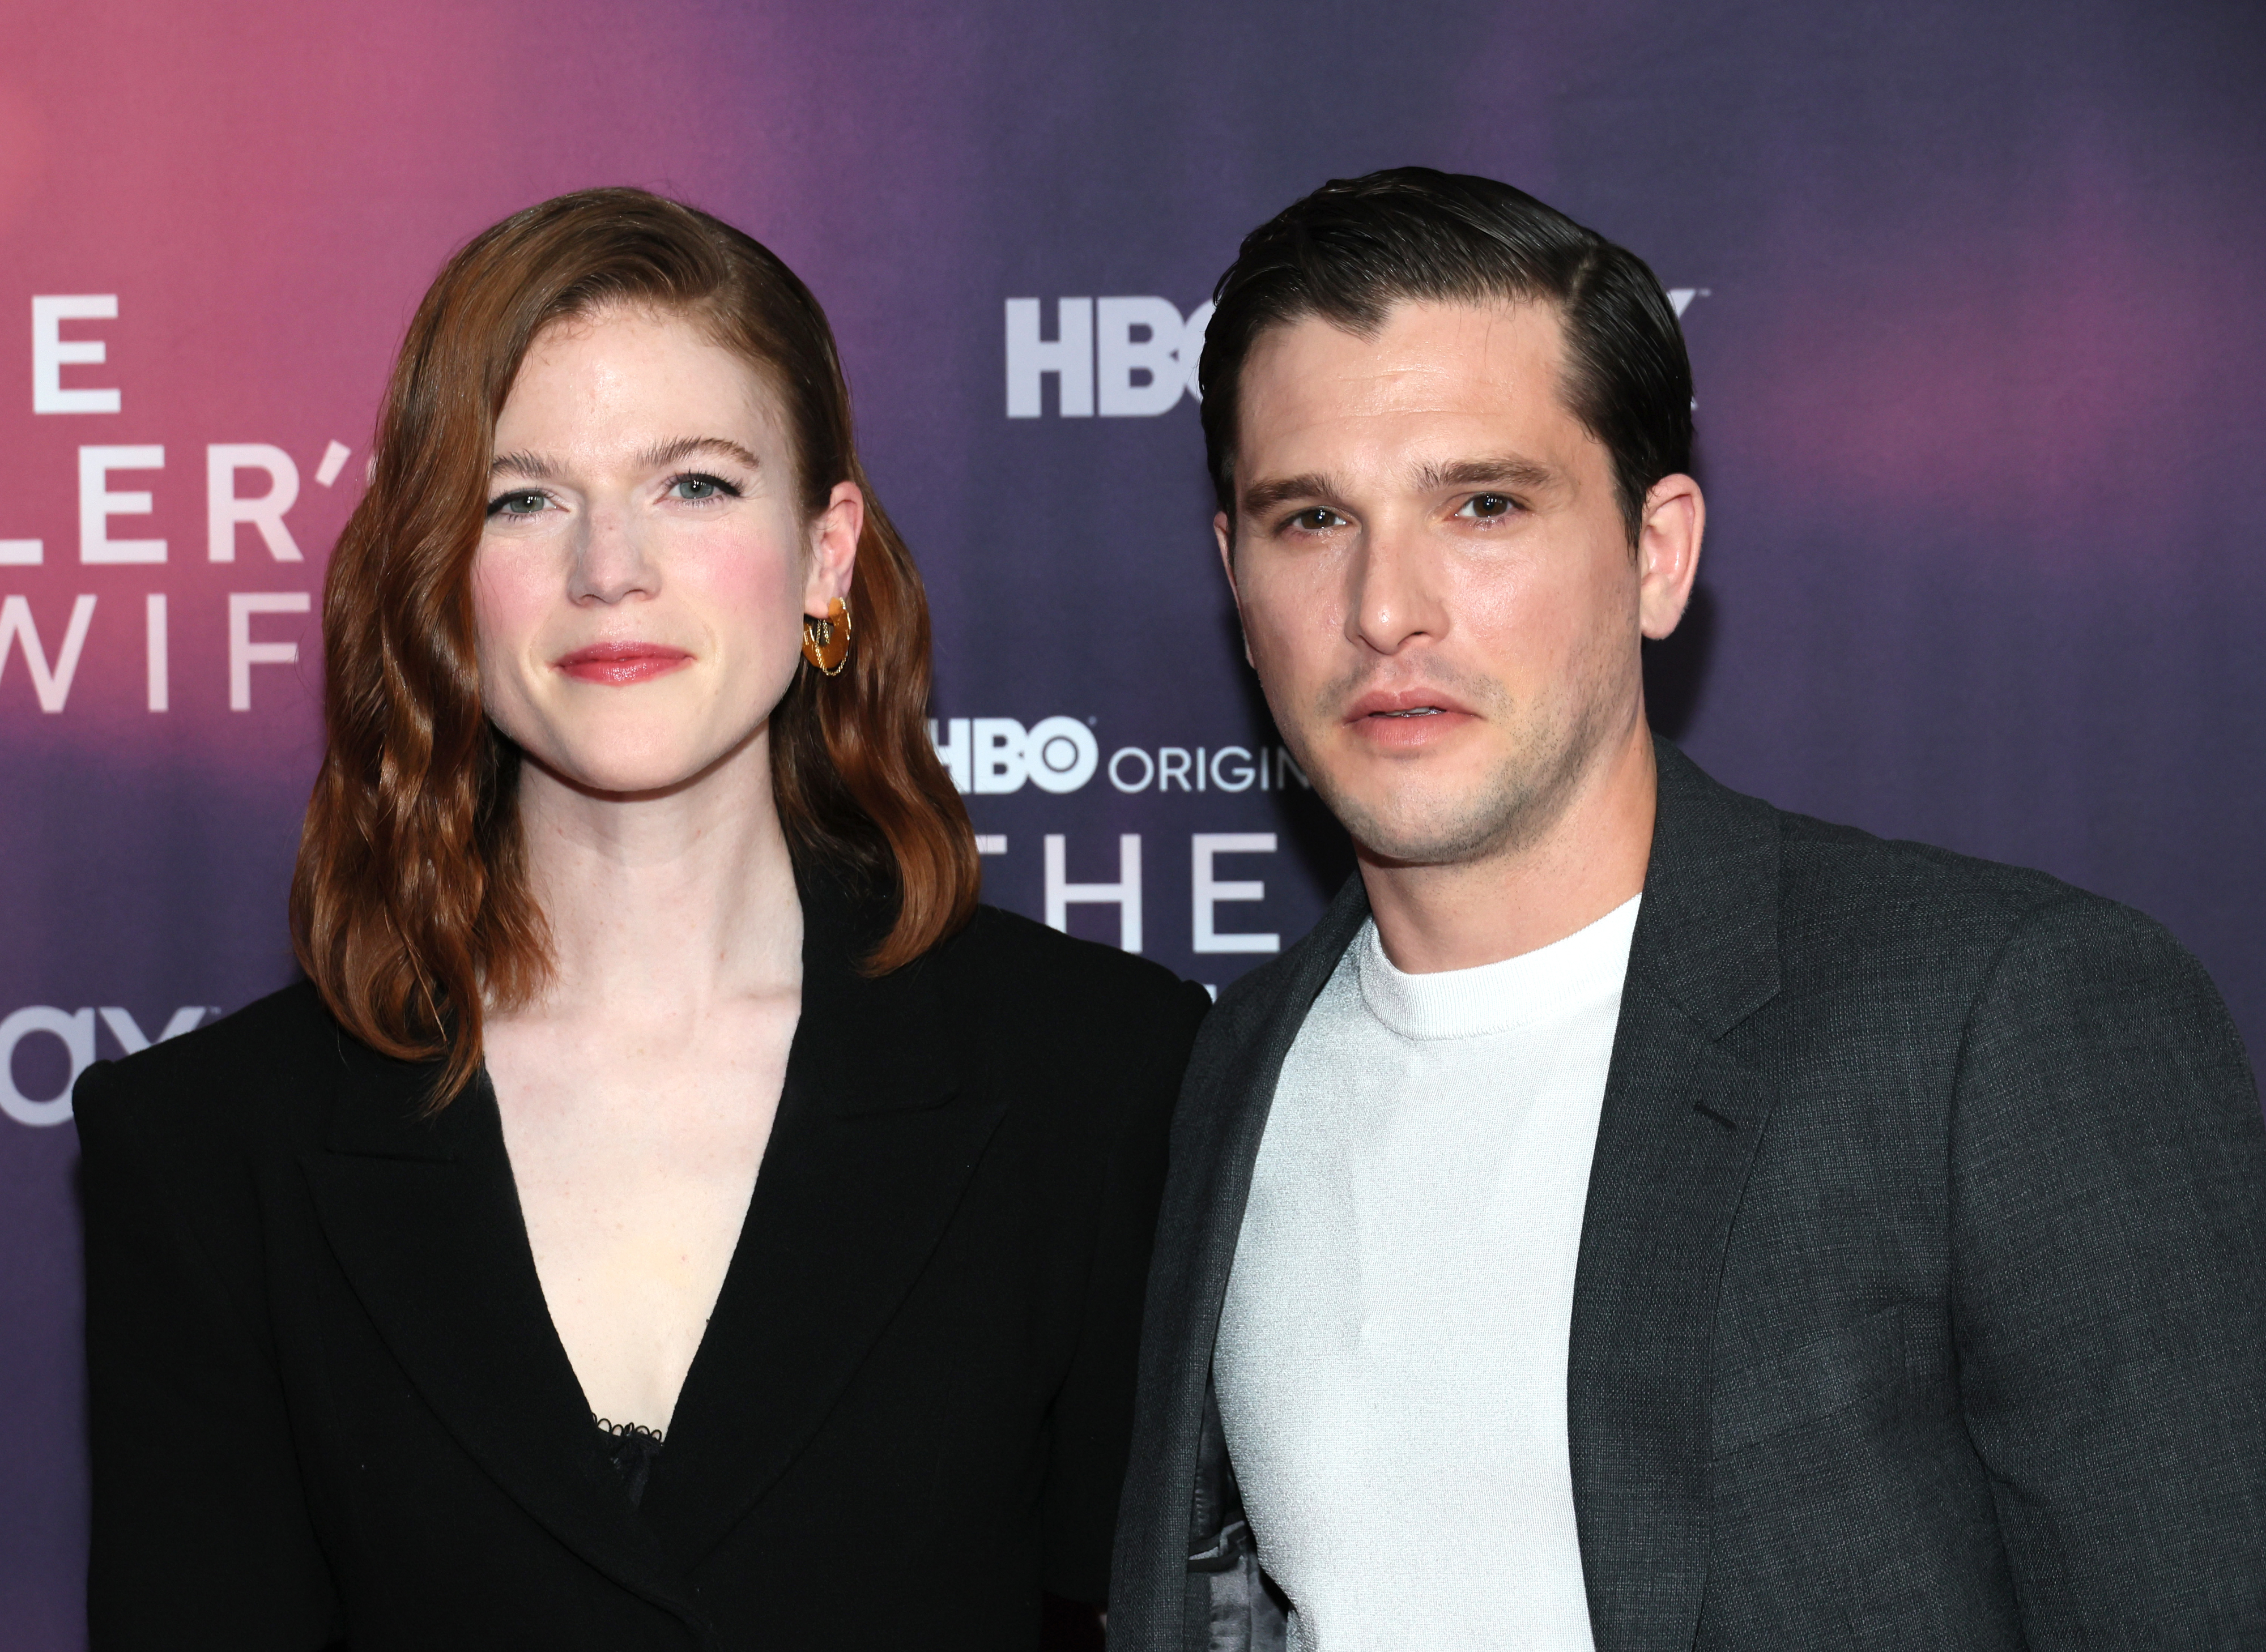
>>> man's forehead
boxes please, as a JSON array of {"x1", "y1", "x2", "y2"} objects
[
  {"x1": 1238, "y1": 297, "x2": 1571, "y2": 434},
  {"x1": 1233, "y1": 297, "x2": 1587, "y2": 485}
]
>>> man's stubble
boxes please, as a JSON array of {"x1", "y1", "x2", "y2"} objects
[{"x1": 1271, "y1": 629, "x2": 1636, "y2": 876}]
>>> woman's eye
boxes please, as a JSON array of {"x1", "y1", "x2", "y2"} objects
[
  {"x1": 1458, "y1": 492, "x2": 1515, "y2": 520},
  {"x1": 668, "y1": 472, "x2": 739, "y2": 503},
  {"x1": 486, "y1": 490, "x2": 548, "y2": 518}
]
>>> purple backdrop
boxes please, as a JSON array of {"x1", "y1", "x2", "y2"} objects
[{"x1": 6, "y1": 0, "x2": 2264, "y2": 1641}]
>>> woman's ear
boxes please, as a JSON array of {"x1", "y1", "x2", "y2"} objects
[{"x1": 806, "y1": 480, "x2": 864, "y2": 612}]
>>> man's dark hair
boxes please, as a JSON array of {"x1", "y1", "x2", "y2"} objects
[{"x1": 1200, "y1": 167, "x2": 1693, "y2": 545}]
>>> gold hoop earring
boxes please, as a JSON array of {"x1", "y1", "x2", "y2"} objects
[{"x1": 802, "y1": 596, "x2": 853, "y2": 677}]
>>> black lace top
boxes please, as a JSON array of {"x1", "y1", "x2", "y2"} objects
[{"x1": 593, "y1": 1417, "x2": 664, "y2": 1508}]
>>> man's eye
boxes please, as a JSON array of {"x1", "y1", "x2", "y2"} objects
[
  {"x1": 1458, "y1": 493, "x2": 1515, "y2": 519},
  {"x1": 1290, "y1": 508, "x2": 1344, "y2": 532},
  {"x1": 486, "y1": 490, "x2": 548, "y2": 518}
]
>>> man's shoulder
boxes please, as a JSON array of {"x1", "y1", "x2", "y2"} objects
[
  {"x1": 1767, "y1": 797, "x2": 2139, "y2": 942},
  {"x1": 1775, "y1": 804, "x2": 2078, "y2": 922},
  {"x1": 1662, "y1": 739, "x2": 2092, "y2": 938},
  {"x1": 1172, "y1": 886, "x2": 1367, "y2": 1135},
  {"x1": 1207, "y1": 878, "x2": 1364, "y2": 1027},
  {"x1": 1755, "y1": 797, "x2": 2203, "y2": 1023}
]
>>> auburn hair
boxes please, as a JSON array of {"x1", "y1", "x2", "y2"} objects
[{"x1": 291, "y1": 187, "x2": 978, "y2": 1104}]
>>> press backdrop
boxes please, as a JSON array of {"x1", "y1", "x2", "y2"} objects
[{"x1": 5, "y1": 0, "x2": 2263, "y2": 1640}]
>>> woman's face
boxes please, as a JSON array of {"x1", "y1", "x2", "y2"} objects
[{"x1": 472, "y1": 306, "x2": 859, "y2": 798}]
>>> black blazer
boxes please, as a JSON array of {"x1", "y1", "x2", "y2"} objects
[
  {"x1": 1110, "y1": 739, "x2": 2266, "y2": 1651},
  {"x1": 76, "y1": 879, "x2": 1210, "y2": 1651}
]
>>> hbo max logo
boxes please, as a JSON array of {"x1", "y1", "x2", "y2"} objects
[
  {"x1": 929, "y1": 716, "x2": 1098, "y2": 795},
  {"x1": 1003, "y1": 288, "x2": 1705, "y2": 420}
]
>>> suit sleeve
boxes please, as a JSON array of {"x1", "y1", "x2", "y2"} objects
[
  {"x1": 1949, "y1": 895, "x2": 2266, "y2": 1647},
  {"x1": 1040, "y1": 980, "x2": 1212, "y2": 1606},
  {"x1": 77, "y1": 1061, "x2": 343, "y2": 1650}
]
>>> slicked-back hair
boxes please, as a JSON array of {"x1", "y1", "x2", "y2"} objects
[
  {"x1": 292, "y1": 187, "x2": 978, "y2": 1108},
  {"x1": 1199, "y1": 167, "x2": 1694, "y2": 545}
]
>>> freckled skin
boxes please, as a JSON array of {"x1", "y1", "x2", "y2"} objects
[
  {"x1": 474, "y1": 309, "x2": 850, "y2": 800},
  {"x1": 1219, "y1": 299, "x2": 1704, "y2": 972}
]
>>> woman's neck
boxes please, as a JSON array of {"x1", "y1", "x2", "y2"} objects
[{"x1": 507, "y1": 733, "x2": 803, "y2": 1021}]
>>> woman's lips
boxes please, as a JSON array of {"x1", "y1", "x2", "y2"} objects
[{"x1": 553, "y1": 642, "x2": 693, "y2": 685}]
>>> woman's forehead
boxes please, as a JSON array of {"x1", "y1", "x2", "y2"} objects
[{"x1": 501, "y1": 308, "x2": 787, "y2": 446}]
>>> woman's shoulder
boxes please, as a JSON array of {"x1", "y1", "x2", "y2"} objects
[
  {"x1": 940, "y1": 902, "x2": 1210, "y2": 1027},
  {"x1": 927, "y1": 906, "x2": 1209, "y2": 1149},
  {"x1": 72, "y1": 979, "x2": 344, "y2": 1157}
]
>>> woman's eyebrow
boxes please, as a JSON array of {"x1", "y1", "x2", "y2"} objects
[
  {"x1": 636, "y1": 436, "x2": 763, "y2": 471},
  {"x1": 487, "y1": 438, "x2": 764, "y2": 479}
]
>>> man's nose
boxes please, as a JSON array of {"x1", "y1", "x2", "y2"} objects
[
  {"x1": 1345, "y1": 519, "x2": 1448, "y2": 655},
  {"x1": 566, "y1": 504, "x2": 658, "y2": 605}
]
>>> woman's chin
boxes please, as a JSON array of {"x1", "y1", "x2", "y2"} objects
[{"x1": 521, "y1": 741, "x2": 756, "y2": 804}]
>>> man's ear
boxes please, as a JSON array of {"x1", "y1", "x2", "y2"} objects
[
  {"x1": 1215, "y1": 510, "x2": 1255, "y2": 670},
  {"x1": 1636, "y1": 473, "x2": 1704, "y2": 641}
]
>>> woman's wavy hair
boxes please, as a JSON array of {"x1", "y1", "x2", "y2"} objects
[{"x1": 291, "y1": 187, "x2": 978, "y2": 1105}]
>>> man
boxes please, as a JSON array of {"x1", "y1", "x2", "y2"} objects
[{"x1": 1108, "y1": 168, "x2": 2266, "y2": 1651}]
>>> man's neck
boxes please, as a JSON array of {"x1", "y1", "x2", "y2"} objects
[{"x1": 1357, "y1": 719, "x2": 1656, "y2": 975}]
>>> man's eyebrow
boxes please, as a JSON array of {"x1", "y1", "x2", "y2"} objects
[
  {"x1": 1238, "y1": 456, "x2": 1564, "y2": 518},
  {"x1": 1239, "y1": 472, "x2": 1341, "y2": 516},
  {"x1": 487, "y1": 437, "x2": 763, "y2": 479},
  {"x1": 1410, "y1": 455, "x2": 1561, "y2": 494}
]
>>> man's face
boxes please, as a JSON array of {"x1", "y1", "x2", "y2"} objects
[{"x1": 1220, "y1": 298, "x2": 1697, "y2": 869}]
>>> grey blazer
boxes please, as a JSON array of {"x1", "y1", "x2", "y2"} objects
[{"x1": 1109, "y1": 739, "x2": 2266, "y2": 1651}]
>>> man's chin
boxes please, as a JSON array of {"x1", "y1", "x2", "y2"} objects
[
  {"x1": 1318, "y1": 784, "x2": 1528, "y2": 871},
  {"x1": 1349, "y1": 826, "x2": 1512, "y2": 870}
]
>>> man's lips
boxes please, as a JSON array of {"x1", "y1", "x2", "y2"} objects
[
  {"x1": 1342, "y1": 687, "x2": 1476, "y2": 749},
  {"x1": 553, "y1": 642, "x2": 693, "y2": 685},
  {"x1": 1344, "y1": 688, "x2": 1476, "y2": 722}
]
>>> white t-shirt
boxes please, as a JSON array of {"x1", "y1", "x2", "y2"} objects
[{"x1": 1214, "y1": 895, "x2": 1641, "y2": 1652}]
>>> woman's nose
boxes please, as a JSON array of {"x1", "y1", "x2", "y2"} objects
[{"x1": 566, "y1": 506, "x2": 658, "y2": 605}]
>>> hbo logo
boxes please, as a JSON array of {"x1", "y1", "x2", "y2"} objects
[
  {"x1": 1003, "y1": 297, "x2": 1213, "y2": 419},
  {"x1": 929, "y1": 717, "x2": 1098, "y2": 795}
]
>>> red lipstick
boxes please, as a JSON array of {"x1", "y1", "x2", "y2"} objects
[{"x1": 554, "y1": 641, "x2": 693, "y2": 685}]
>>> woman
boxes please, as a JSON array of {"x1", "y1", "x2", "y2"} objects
[{"x1": 76, "y1": 188, "x2": 1208, "y2": 1650}]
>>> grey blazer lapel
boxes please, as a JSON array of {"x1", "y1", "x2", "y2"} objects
[
  {"x1": 1111, "y1": 872, "x2": 1369, "y2": 1647},
  {"x1": 1568, "y1": 739, "x2": 1784, "y2": 1652}
]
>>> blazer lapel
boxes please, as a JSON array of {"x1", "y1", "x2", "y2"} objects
[
  {"x1": 1167, "y1": 872, "x2": 1370, "y2": 1388},
  {"x1": 637, "y1": 876, "x2": 1007, "y2": 1567},
  {"x1": 1568, "y1": 738, "x2": 1784, "y2": 1652},
  {"x1": 1132, "y1": 872, "x2": 1370, "y2": 1581},
  {"x1": 299, "y1": 1045, "x2": 691, "y2": 1615}
]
